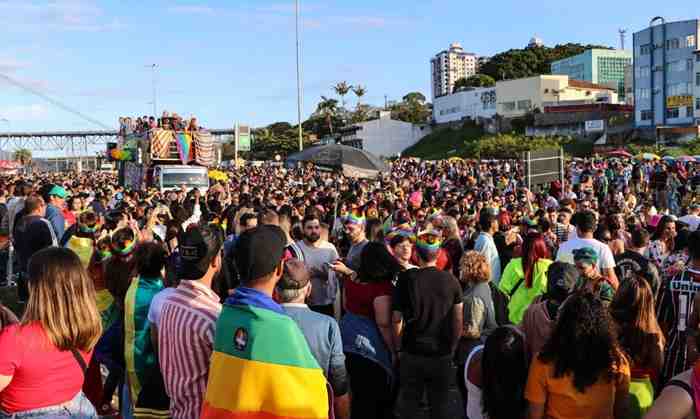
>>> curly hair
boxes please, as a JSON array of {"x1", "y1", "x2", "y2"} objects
[
  {"x1": 460, "y1": 251, "x2": 490, "y2": 285},
  {"x1": 539, "y1": 292, "x2": 623, "y2": 393}
]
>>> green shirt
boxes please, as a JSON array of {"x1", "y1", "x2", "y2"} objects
[{"x1": 498, "y1": 258, "x2": 553, "y2": 324}]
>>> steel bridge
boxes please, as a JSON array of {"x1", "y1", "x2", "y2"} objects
[{"x1": 0, "y1": 128, "x2": 236, "y2": 152}]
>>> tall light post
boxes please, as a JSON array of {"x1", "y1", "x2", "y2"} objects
[
  {"x1": 295, "y1": 0, "x2": 303, "y2": 151},
  {"x1": 147, "y1": 64, "x2": 158, "y2": 116}
]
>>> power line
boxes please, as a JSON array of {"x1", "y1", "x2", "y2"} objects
[{"x1": 0, "y1": 72, "x2": 112, "y2": 130}]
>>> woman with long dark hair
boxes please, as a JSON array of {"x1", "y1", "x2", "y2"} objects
[
  {"x1": 340, "y1": 242, "x2": 402, "y2": 419},
  {"x1": 526, "y1": 292, "x2": 630, "y2": 419},
  {"x1": 610, "y1": 275, "x2": 664, "y2": 418},
  {"x1": 498, "y1": 232, "x2": 552, "y2": 324},
  {"x1": 462, "y1": 326, "x2": 529, "y2": 419},
  {"x1": 649, "y1": 215, "x2": 677, "y2": 269}
]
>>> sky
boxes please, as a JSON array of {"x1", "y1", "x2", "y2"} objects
[{"x1": 0, "y1": 0, "x2": 697, "y2": 141}]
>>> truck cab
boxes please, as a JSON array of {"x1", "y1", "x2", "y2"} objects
[{"x1": 153, "y1": 165, "x2": 209, "y2": 193}]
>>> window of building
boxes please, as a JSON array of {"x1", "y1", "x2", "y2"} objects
[
  {"x1": 640, "y1": 44, "x2": 652, "y2": 55},
  {"x1": 641, "y1": 110, "x2": 654, "y2": 121},
  {"x1": 637, "y1": 66, "x2": 651, "y2": 78},
  {"x1": 636, "y1": 88, "x2": 650, "y2": 100},
  {"x1": 502, "y1": 102, "x2": 516, "y2": 112},
  {"x1": 666, "y1": 108, "x2": 680, "y2": 119},
  {"x1": 687, "y1": 35, "x2": 696, "y2": 48},
  {"x1": 689, "y1": 59, "x2": 695, "y2": 71},
  {"x1": 697, "y1": 72, "x2": 700, "y2": 86},
  {"x1": 666, "y1": 38, "x2": 680, "y2": 50},
  {"x1": 517, "y1": 100, "x2": 532, "y2": 111},
  {"x1": 687, "y1": 106, "x2": 694, "y2": 117},
  {"x1": 697, "y1": 98, "x2": 700, "y2": 110}
]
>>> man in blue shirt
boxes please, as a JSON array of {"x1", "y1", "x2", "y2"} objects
[
  {"x1": 276, "y1": 259, "x2": 350, "y2": 419},
  {"x1": 43, "y1": 184, "x2": 68, "y2": 242},
  {"x1": 475, "y1": 210, "x2": 501, "y2": 284}
]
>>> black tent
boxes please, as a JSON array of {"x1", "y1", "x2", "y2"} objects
[{"x1": 286, "y1": 144, "x2": 388, "y2": 178}]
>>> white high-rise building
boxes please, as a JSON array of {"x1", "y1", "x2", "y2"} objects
[{"x1": 431, "y1": 43, "x2": 479, "y2": 100}]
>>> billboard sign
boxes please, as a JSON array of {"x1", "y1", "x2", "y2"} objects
[
  {"x1": 585, "y1": 120, "x2": 605, "y2": 133},
  {"x1": 521, "y1": 148, "x2": 564, "y2": 191},
  {"x1": 667, "y1": 95, "x2": 693, "y2": 108},
  {"x1": 236, "y1": 124, "x2": 251, "y2": 152}
]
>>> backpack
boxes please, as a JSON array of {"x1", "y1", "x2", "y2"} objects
[{"x1": 488, "y1": 282, "x2": 511, "y2": 326}]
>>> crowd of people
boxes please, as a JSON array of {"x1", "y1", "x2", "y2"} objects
[
  {"x1": 119, "y1": 111, "x2": 203, "y2": 135},
  {"x1": 0, "y1": 155, "x2": 698, "y2": 419}
]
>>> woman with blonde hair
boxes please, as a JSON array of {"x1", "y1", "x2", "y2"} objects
[
  {"x1": 0, "y1": 247, "x2": 102, "y2": 418},
  {"x1": 456, "y1": 251, "x2": 499, "y2": 411}
]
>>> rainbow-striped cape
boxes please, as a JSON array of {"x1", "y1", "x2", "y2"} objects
[{"x1": 202, "y1": 287, "x2": 330, "y2": 419}]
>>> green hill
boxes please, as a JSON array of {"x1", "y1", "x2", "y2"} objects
[{"x1": 403, "y1": 124, "x2": 485, "y2": 159}]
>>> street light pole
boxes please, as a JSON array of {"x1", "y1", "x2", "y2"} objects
[
  {"x1": 295, "y1": 0, "x2": 303, "y2": 151},
  {"x1": 148, "y1": 64, "x2": 158, "y2": 117}
]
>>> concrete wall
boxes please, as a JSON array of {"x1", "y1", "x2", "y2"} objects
[
  {"x1": 432, "y1": 87, "x2": 497, "y2": 123},
  {"x1": 353, "y1": 119, "x2": 432, "y2": 158}
]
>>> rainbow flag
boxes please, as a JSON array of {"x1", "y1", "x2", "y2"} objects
[
  {"x1": 175, "y1": 132, "x2": 193, "y2": 164},
  {"x1": 202, "y1": 291, "x2": 330, "y2": 419}
]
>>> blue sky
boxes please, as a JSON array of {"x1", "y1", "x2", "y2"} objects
[{"x1": 0, "y1": 0, "x2": 695, "y2": 137}]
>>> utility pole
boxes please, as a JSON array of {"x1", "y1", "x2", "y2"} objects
[
  {"x1": 295, "y1": 0, "x2": 304, "y2": 151},
  {"x1": 148, "y1": 64, "x2": 158, "y2": 116}
]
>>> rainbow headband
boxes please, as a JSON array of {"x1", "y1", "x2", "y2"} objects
[
  {"x1": 344, "y1": 212, "x2": 366, "y2": 225},
  {"x1": 79, "y1": 223, "x2": 101, "y2": 234},
  {"x1": 416, "y1": 235, "x2": 442, "y2": 252},
  {"x1": 114, "y1": 239, "x2": 136, "y2": 256},
  {"x1": 386, "y1": 227, "x2": 416, "y2": 243}
]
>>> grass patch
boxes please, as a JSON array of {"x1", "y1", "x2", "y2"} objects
[{"x1": 403, "y1": 124, "x2": 485, "y2": 159}]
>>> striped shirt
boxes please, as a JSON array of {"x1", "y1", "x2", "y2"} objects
[{"x1": 158, "y1": 280, "x2": 222, "y2": 419}]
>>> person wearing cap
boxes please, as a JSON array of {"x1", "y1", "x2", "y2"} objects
[
  {"x1": 202, "y1": 225, "x2": 330, "y2": 419},
  {"x1": 474, "y1": 210, "x2": 501, "y2": 285},
  {"x1": 275, "y1": 259, "x2": 350, "y2": 419},
  {"x1": 556, "y1": 210, "x2": 618, "y2": 289},
  {"x1": 520, "y1": 262, "x2": 579, "y2": 356},
  {"x1": 44, "y1": 184, "x2": 68, "y2": 242},
  {"x1": 155, "y1": 224, "x2": 223, "y2": 419},
  {"x1": 572, "y1": 247, "x2": 614, "y2": 304},
  {"x1": 393, "y1": 230, "x2": 463, "y2": 419},
  {"x1": 679, "y1": 204, "x2": 700, "y2": 232}
]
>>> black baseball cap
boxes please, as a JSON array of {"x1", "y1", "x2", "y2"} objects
[
  {"x1": 179, "y1": 224, "x2": 224, "y2": 280},
  {"x1": 234, "y1": 225, "x2": 287, "y2": 283},
  {"x1": 546, "y1": 262, "x2": 579, "y2": 301}
]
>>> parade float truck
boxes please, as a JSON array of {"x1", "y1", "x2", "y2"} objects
[{"x1": 108, "y1": 121, "x2": 218, "y2": 193}]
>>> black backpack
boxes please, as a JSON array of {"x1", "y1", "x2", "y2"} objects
[{"x1": 488, "y1": 282, "x2": 511, "y2": 326}]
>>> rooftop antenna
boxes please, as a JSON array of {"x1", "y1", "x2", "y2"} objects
[{"x1": 619, "y1": 29, "x2": 627, "y2": 50}]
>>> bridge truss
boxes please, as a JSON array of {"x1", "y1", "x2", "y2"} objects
[{"x1": 0, "y1": 129, "x2": 236, "y2": 153}]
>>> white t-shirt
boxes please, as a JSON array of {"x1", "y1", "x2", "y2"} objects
[
  {"x1": 679, "y1": 214, "x2": 700, "y2": 232},
  {"x1": 556, "y1": 237, "x2": 616, "y2": 270},
  {"x1": 147, "y1": 287, "x2": 177, "y2": 327}
]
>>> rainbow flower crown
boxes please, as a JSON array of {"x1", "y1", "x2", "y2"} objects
[{"x1": 344, "y1": 210, "x2": 366, "y2": 225}]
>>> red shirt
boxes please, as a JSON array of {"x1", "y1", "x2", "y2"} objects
[
  {"x1": 344, "y1": 279, "x2": 393, "y2": 319},
  {"x1": 0, "y1": 322, "x2": 92, "y2": 413}
]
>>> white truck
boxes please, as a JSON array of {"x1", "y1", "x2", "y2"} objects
[{"x1": 153, "y1": 165, "x2": 209, "y2": 193}]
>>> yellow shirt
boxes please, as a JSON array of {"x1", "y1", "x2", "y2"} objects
[{"x1": 525, "y1": 355, "x2": 630, "y2": 419}]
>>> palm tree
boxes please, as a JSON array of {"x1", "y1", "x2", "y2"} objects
[
  {"x1": 352, "y1": 85, "x2": 366, "y2": 108},
  {"x1": 13, "y1": 148, "x2": 32, "y2": 168},
  {"x1": 333, "y1": 81, "x2": 352, "y2": 110},
  {"x1": 317, "y1": 96, "x2": 338, "y2": 134}
]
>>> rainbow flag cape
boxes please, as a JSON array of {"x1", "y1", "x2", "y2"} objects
[
  {"x1": 202, "y1": 288, "x2": 330, "y2": 419},
  {"x1": 124, "y1": 276, "x2": 163, "y2": 408},
  {"x1": 175, "y1": 132, "x2": 193, "y2": 164}
]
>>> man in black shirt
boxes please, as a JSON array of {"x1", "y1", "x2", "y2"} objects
[
  {"x1": 615, "y1": 227, "x2": 660, "y2": 296},
  {"x1": 393, "y1": 231, "x2": 463, "y2": 419}
]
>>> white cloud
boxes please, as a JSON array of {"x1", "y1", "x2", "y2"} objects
[
  {"x1": 0, "y1": 58, "x2": 29, "y2": 73},
  {"x1": 167, "y1": 4, "x2": 217, "y2": 15},
  {"x1": 0, "y1": 0, "x2": 121, "y2": 32},
  {"x1": 0, "y1": 104, "x2": 49, "y2": 122}
]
